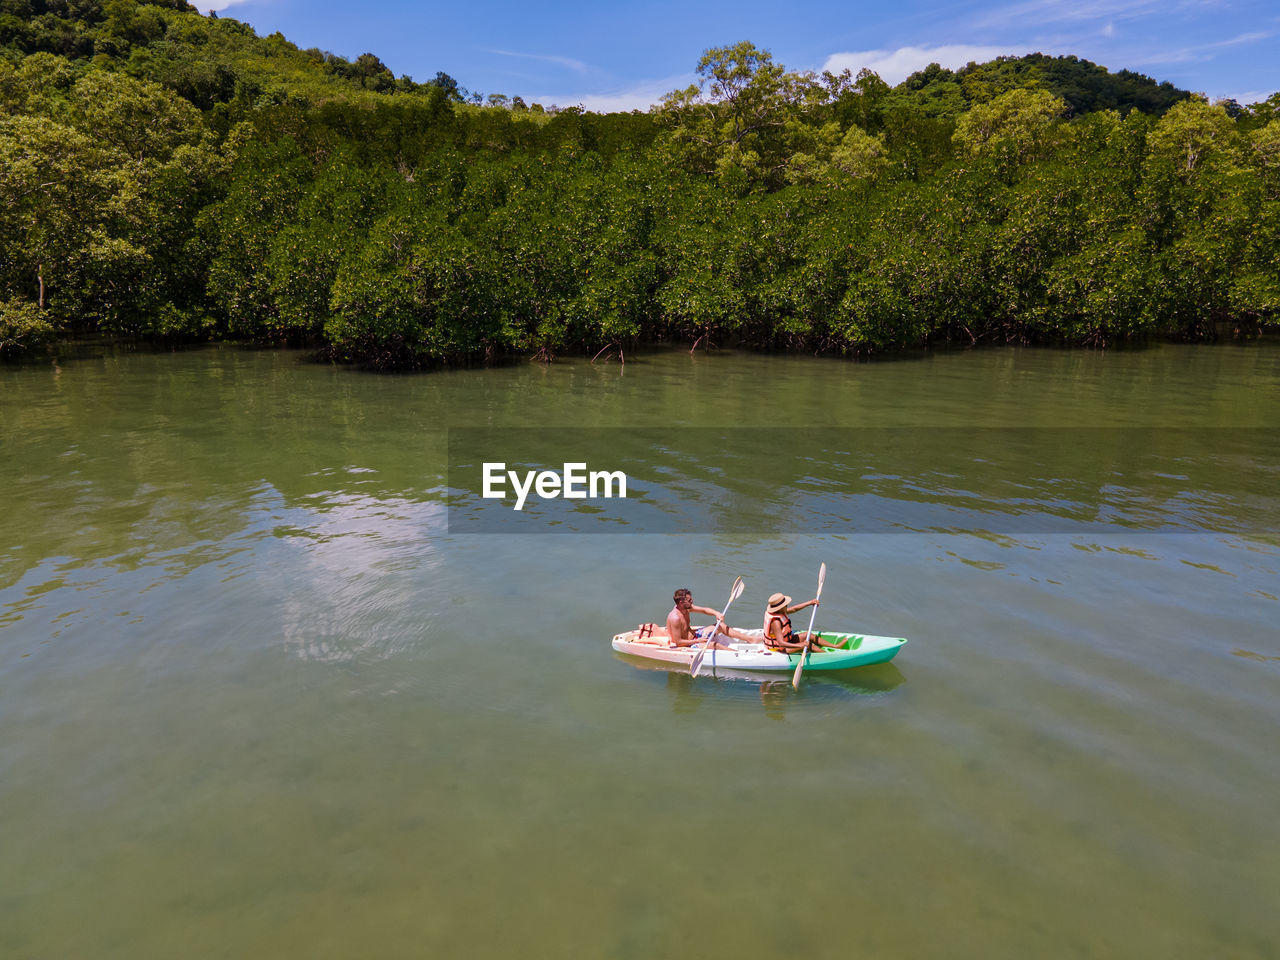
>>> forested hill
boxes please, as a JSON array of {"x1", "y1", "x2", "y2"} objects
[
  {"x1": 898, "y1": 54, "x2": 1190, "y2": 118},
  {"x1": 0, "y1": 0, "x2": 459, "y2": 110},
  {"x1": 1, "y1": 0, "x2": 1193, "y2": 117},
  {"x1": 2, "y1": 2, "x2": 1278, "y2": 366}
]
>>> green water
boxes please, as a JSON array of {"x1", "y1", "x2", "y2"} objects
[{"x1": 2, "y1": 343, "x2": 1278, "y2": 959}]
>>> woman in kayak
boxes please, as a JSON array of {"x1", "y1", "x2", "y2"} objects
[{"x1": 762, "y1": 592, "x2": 839, "y2": 652}]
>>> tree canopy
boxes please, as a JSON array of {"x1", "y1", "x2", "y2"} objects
[{"x1": 2, "y1": 8, "x2": 1277, "y2": 364}]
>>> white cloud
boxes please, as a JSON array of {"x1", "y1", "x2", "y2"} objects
[
  {"x1": 822, "y1": 45, "x2": 1013, "y2": 85},
  {"x1": 194, "y1": 0, "x2": 251, "y2": 10},
  {"x1": 974, "y1": 0, "x2": 1162, "y2": 30},
  {"x1": 1214, "y1": 30, "x2": 1274, "y2": 47},
  {"x1": 532, "y1": 74, "x2": 694, "y2": 113},
  {"x1": 1216, "y1": 90, "x2": 1275, "y2": 105},
  {"x1": 486, "y1": 49, "x2": 591, "y2": 75},
  {"x1": 1128, "y1": 29, "x2": 1274, "y2": 67}
]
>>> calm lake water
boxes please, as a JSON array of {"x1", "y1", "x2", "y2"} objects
[{"x1": 2, "y1": 342, "x2": 1278, "y2": 959}]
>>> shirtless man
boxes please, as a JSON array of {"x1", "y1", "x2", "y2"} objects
[
  {"x1": 666, "y1": 587, "x2": 752, "y2": 650},
  {"x1": 761, "y1": 592, "x2": 840, "y2": 652}
]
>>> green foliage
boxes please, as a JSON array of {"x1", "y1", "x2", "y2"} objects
[
  {"x1": 201, "y1": 133, "x2": 311, "y2": 336},
  {"x1": 1, "y1": 15, "x2": 1277, "y2": 365},
  {"x1": 827, "y1": 124, "x2": 889, "y2": 181},
  {"x1": 659, "y1": 41, "x2": 832, "y2": 192},
  {"x1": 1249, "y1": 120, "x2": 1280, "y2": 193},
  {"x1": 953, "y1": 88, "x2": 1069, "y2": 167},
  {"x1": 0, "y1": 296, "x2": 54, "y2": 356},
  {"x1": 0, "y1": 55, "x2": 222, "y2": 339},
  {"x1": 1144, "y1": 98, "x2": 1241, "y2": 182}
]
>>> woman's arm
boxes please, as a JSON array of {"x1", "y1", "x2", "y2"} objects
[{"x1": 786, "y1": 598, "x2": 819, "y2": 614}]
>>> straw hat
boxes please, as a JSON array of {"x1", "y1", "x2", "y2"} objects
[{"x1": 767, "y1": 593, "x2": 791, "y2": 612}]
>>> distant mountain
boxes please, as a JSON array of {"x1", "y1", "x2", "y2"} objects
[
  {"x1": 4, "y1": 2, "x2": 1195, "y2": 119},
  {"x1": 899, "y1": 53, "x2": 1190, "y2": 117},
  {"x1": 0, "y1": 0, "x2": 450, "y2": 110}
]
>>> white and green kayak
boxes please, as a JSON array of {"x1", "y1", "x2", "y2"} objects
[{"x1": 611, "y1": 628, "x2": 907, "y2": 672}]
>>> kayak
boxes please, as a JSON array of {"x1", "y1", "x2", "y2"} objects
[{"x1": 611, "y1": 628, "x2": 907, "y2": 672}]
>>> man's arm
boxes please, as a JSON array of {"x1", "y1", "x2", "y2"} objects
[
  {"x1": 667, "y1": 611, "x2": 696, "y2": 646},
  {"x1": 691, "y1": 604, "x2": 722, "y2": 618}
]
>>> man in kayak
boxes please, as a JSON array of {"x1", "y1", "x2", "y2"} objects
[
  {"x1": 762, "y1": 592, "x2": 840, "y2": 652},
  {"x1": 666, "y1": 587, "x2": 751, "y2": 649}
]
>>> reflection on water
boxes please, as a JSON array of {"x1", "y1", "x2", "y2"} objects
[{"x1": 617, "y1": 653, "x2": 907, "y2": 719}]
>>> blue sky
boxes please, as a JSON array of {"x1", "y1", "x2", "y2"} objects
[{"x1": 196, "y1": 0, "x2": 1278, "y2": 110}]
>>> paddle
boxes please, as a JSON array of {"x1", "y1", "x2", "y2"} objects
[
  {"x1": 690, "y1": 576, "x2": 744, "y2": 678},
  {"x1": 792, "y1": 562, "x2": 827, "y2": 689}
]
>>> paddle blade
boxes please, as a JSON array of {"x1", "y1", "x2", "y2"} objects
[
  {"x1": 791, "y1": 648, "x2": 807, "y2": 689},
  {"x1": 690, "y1": 642, "x2": 707, "y2": 677}
]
